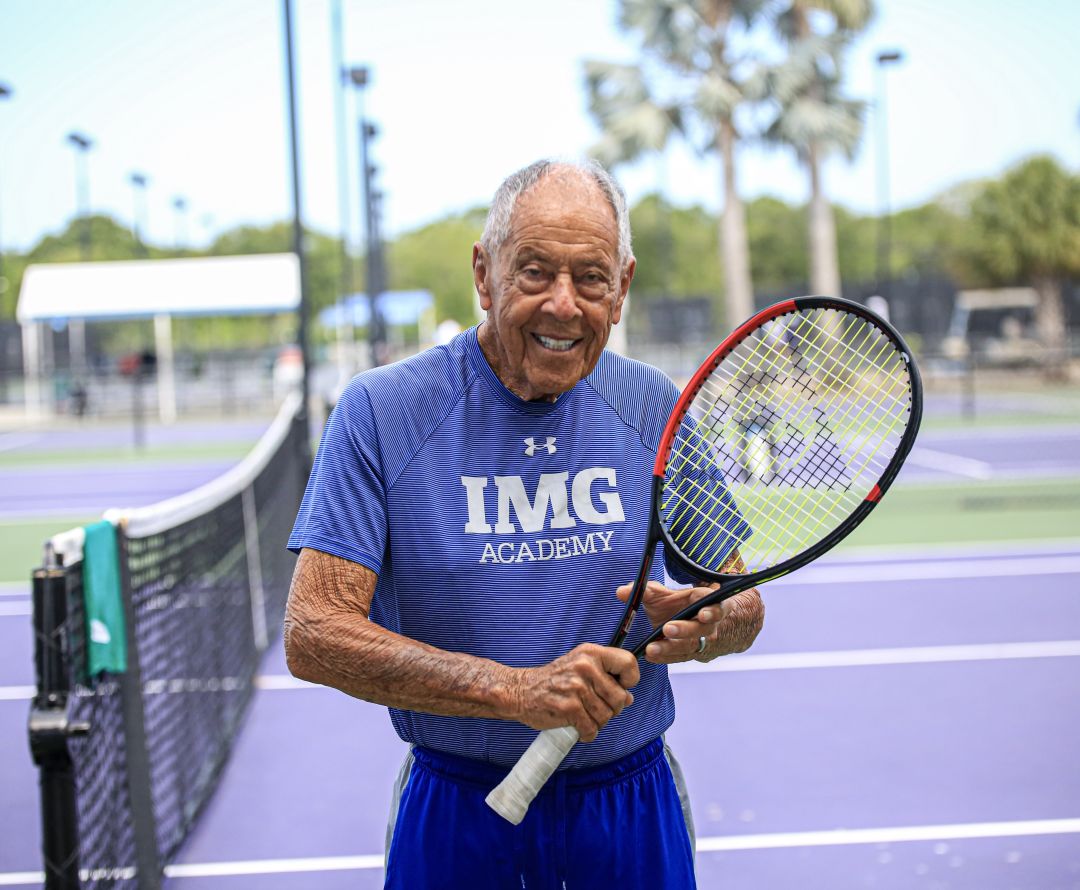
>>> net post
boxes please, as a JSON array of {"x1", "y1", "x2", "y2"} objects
[
  {"x1": 114, "y1": 527, "x2": 164, "y2": 889},
  {"x1": 28, "y1": 563, "x2": 81, "y2": 890}
]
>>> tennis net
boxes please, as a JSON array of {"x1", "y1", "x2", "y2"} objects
[{"x1": 29, "y1": 393, "x2": 308, "y2": 889}]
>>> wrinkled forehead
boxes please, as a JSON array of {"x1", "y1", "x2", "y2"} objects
[{"x1": 506, "y1": 170, "x2": 619, "y2": 249}]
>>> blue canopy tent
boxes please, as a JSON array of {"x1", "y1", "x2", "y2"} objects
[{"x1": 317, "y1": 290, "x2": 433, "y2": 328}]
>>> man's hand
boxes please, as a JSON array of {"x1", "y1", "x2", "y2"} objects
[
  {"x1": 616, "y1": 581, "x2": 764, "y2": 664},
  {"x1": 512, "y1": 644, "x2": 639, "y2": 742}
]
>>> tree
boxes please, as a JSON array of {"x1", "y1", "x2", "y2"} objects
[
  {"x1": 750, "y1": 0, "x2": 872, "y2": 297},
  {"x1": 584, "y1": 0, "x2": 765, "y2": 331},
  {"x1": 629, "y1": 193, "x2": 724, "y2": 298},
  {"x1": 964, "y1": 155, "x2": 1080, "y2": 357},
  {"x1": 389, "y1": 208, "x2": 486, "y2": 326},
  {"x1": 746, "y1": 195, "x2": 807, "y2": 289},
  {"x1": 27, "y1": 214, "x2": 144, "y2": 264}
]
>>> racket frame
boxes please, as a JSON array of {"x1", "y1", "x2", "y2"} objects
[{"x1": 616, "y1": 295, "x2": 923, "y2": 655}]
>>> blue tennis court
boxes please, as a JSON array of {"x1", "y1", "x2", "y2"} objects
[{"x1": 1, "y1": 407, "x2": 1078, "y2": 888}]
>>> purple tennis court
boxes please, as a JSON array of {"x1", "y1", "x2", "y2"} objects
[{"x1": 2, "y1": 414, "x2": 1078, "y2": 888}]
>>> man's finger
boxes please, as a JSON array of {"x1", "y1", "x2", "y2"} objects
[{"x1": 599, "y1": 647, "x2": 640, "y2": 689}]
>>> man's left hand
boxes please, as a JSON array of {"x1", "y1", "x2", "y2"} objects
[{"x1": 615, "y1": 581, "x2": 764, "y2": 664}]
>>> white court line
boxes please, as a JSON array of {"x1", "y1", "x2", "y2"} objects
[
  {"x1": 0, "y1": 602, "x2": 30, "y2": 617},
  {"x1": 906, "y1": 446, "x2": 994, "y2": 479},
  {"x1": 0, "y1": 874, "x2": 46, "y2": 887},
  {"x1": 256, "y1": 674, "x2": 316, "y2": 690},
  {"x1": 834, "y1": 538, "x2": 1080, "y2": 561},
  {"x1": 0, "y1": 686, "x2": 34, "y2": 701},
  {"x1": 696, "y1": 817, "x2": 1080, "y2": 852},
  {"x1": 1, "y1": 818, "x2": 1077, "y2": 883},
  {"x1": 670, "y1": 640, "x2": 1080, "y2": 674},
  {"x1": 166, "y1": 854, "x2": 385, "y2": 878},
  {"x1": 782, "y1": 555, "x2": 1080, "y2": 584}
]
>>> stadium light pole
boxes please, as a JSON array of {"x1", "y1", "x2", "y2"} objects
[
  {"x1": 331, "y1": 3, "x2": 357, "y2": 377},
  {"x1": 67, "y1": 133, "x2": 93, "y2": 259},
  {"x1": 0, "y1": 83, "x2": 11, "y2": 295},
  {"x1": 130, "y1": 172, "x2": 149, "y2": 257},
  {"x1": 369, "y1": 184, "x2": 388, "y2": 360},
  {"x1": 0, "y1": 83, "x2": 11, "y2": 403},
  {"x1": 358, "y1": 121, "x2": 383, "y2": 367},
  {"x1": 345, "y1": 66, "x2": 380, "y2": 366},
  {"x1": 66, "y1": 131, "x2": 94, "y2": 379},
  {"x1": 345, "y1": 66, "x2": 384, "y2": 369},
  {"x1": 282, "y1": 0, "x2": 312, "y2": 443},
  {"x1": 875, "y1": 50, "x2": 903, "y2": 307}
]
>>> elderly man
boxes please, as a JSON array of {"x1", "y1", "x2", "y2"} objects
[{"x1": 285, "y1": 158, "x2": 763, "y2": 888}]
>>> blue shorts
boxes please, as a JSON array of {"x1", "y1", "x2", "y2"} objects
[{"x1": 384, "y1": 737, "x2": 696, "y2": 889}]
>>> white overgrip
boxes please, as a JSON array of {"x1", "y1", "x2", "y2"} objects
[{"x1": 485, "y1": 725, "x2": 580, "y2": 825}]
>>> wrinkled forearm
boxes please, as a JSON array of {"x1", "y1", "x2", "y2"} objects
[{"x1": 284, "y1": 550, "x2": 522, "y2": 721}]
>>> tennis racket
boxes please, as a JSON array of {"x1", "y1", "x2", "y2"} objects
[{"x1": 486, "y1": 295, "x2": 922, "y2": 824}]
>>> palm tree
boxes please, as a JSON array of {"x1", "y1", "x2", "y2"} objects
[
  {"x1": 967, "y1": 156, "x2": 1080, "y2": 368},
  {"x1": 585, "y1": 0, "x2": 765, "y2": 331},
  {"x1": 751, "y1": 0, "x2": 872, "y2": 298}
]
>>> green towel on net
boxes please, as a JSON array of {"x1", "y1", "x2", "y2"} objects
[{"x1": 82, "y1": 520, "x2": 127, "y2": 677}]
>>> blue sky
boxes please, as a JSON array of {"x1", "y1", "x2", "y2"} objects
[{"x1": 0, "y1": 0, "x2": 1077, "y2": 255}]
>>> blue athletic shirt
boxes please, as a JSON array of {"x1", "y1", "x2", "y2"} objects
[{"x1": 288, "y1": 325, "x2": 682, "y2": 769}]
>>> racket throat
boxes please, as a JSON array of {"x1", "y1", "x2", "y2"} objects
[{"x1": 609, "y1": 514, "x2": 661, "y2": 648}]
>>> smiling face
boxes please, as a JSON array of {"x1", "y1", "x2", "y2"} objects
[{"x1": 473, "y1": 170, "x2": 634, "y2": 402}]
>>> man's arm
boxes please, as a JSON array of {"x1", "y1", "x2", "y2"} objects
[{"x1": 284, "y1": 548, "x2": 640, "y2": 742}]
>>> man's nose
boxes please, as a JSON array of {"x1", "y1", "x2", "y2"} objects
[{"x1": 545, "y1": 273, "x2": 581, "y2": 320}]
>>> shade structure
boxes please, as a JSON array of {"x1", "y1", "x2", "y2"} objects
[
  {"x1": 17, "y1": 253, "x2": 301, "y2": 421},
  {"x1": 17, "y1": 253, "x2": 300, "y2": 323}
]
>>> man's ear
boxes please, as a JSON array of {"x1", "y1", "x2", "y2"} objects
[
  {"x1": 612, "y1": 257, "x2": 635, "y2": 325},
  {"x1": 473, "y1": 243, "x2": 493, "y2": 311}
]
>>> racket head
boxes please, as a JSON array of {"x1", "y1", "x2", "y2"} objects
[{"x1": 653, "y1": 296, "x2": 922, "y2": 591}]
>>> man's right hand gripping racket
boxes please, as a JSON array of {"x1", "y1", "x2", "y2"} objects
[{"x1": 486, "y1": 296, "x2": 922, "y2": 825}]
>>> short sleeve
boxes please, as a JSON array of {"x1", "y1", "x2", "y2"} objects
[{"x1": 287, "y1": 380, "x2": 388, "y2": 574}]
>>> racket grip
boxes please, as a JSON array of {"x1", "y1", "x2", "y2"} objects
[{"x1": 485, "y1": 725, "x2": 580, "y2": 825}]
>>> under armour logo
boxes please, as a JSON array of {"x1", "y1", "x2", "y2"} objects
[{"x1": 524, "y1": 436, "x2": 557, "y2": 456}]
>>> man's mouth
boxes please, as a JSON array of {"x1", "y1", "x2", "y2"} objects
[{"x1": 532, "y1": 333, "x2": 580, "y2": 352}]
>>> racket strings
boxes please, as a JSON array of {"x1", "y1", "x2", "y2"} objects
[
  {"x1": 724, "y1": 314, "x2": 906, "y2": 507},
  {"x1": 669, "y1": 313, "x2": 898, "y2": 535},
  {"x1": 737, "y1": 315, "x2": 908, "y2": 566},
  {"x1": 673, "y1": 313, "x2": 911, "y2": 561},
  {"x1": 661, "y1": 308, "x2": 912, "y2": 574},
  {"x1": 677, "y1": 317, "x2": 908, "y2": 569}
]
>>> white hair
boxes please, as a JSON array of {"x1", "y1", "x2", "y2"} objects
[{"x1": 480, "y1": 158, "x2": 633, "y2": 269}]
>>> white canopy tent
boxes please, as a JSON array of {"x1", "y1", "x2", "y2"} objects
[{"x1": 16, "y1": 253, "x2": 300, "y2": 421}]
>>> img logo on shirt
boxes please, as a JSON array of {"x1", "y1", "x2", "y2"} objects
[{"x1": 459, "y1": 469, "x2": 625, "y2": 564}]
